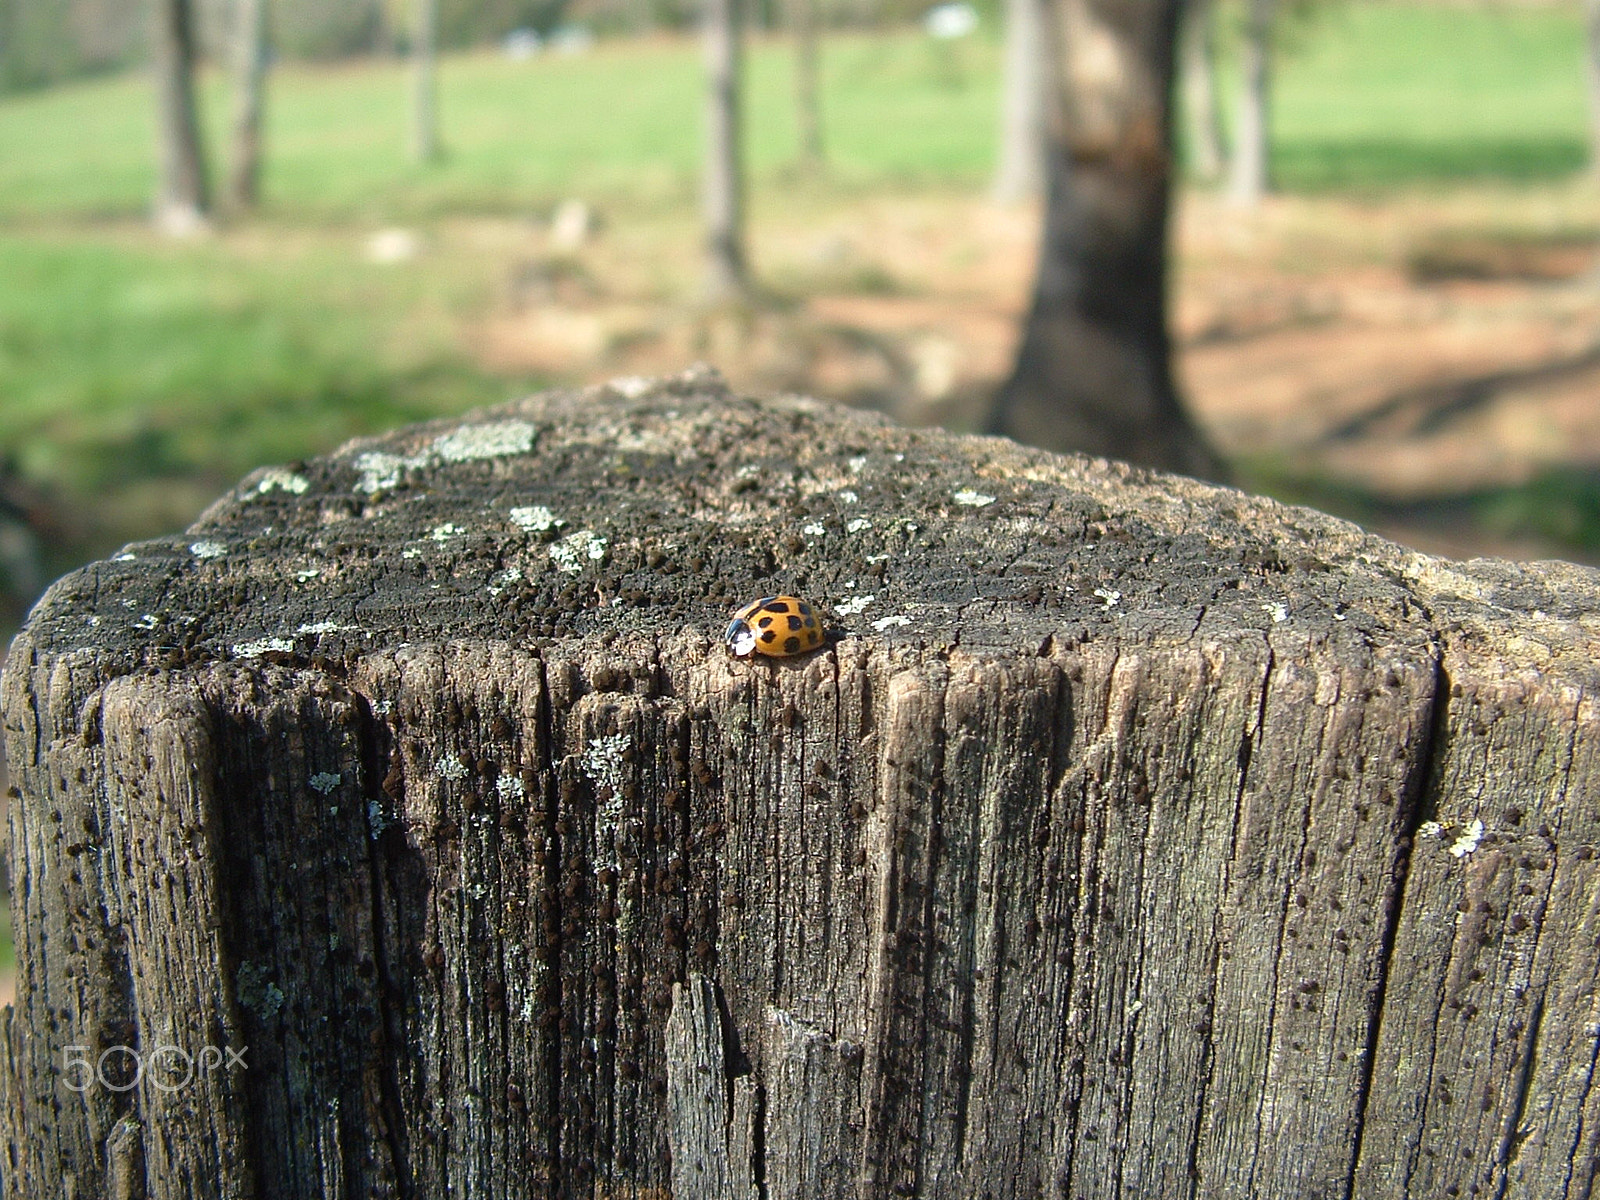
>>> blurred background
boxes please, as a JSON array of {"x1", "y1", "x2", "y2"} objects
[{"x1": 0, "y1": 0, "x2": 1597, "y2": 988}]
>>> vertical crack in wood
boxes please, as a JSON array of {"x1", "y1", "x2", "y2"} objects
[
  {"x1": 1114, "y1": 654, "x2": 1158, "y2": 1200},
  {"x1": 1493, "y1": 690, "x2": 1586, "y2": 1197},
  {"x1": 1046, "y1": 654, "x2": 1088, "y2": 1199},
  {"x1": 533, "y1": 654, "x2": 564, "y2": 1193},
  {"x1": 1053, "y1": 649, "x2": 1105, "y2": 1199},
  {"x1": 0, "y1": 1006, "x2": 18, "y2": 1198},
  {"x1": 554, "y1": 683, "x2": 587, "y2": 1196},
  {"x1": 1058, "y1": 644, "x2": 1163, "y2": 1200},
  {"x1": 914, "y1": 668, "x2": 961, "y2": 1181},
  {"x1": 1245, "y1": 643, "x2": 1298, "y2": 1200},
  {"x1": 352, "y1": 691, "x2": 415, "y2": 1200},
  {"x1": 1177, "y1": 628, "x2": 1435, "y2": 1198},
  {"x1": 1496, "y1": 992, "x2": 1546, "y2": 1199},
  {"x1": 1342, "y1": 652, "x2": 1446, "y2": 1200},
  {"x1": 730, "y1": 1072, "x2": 766, "y2": 1200},
  {"x1": 857, "y1": 688, "x2": 905, "y2": 1199},
  {"x1": 1557, "y1": 1029, "x2": 1600, "y2": 1199},
  {"x1": 1183, "y1": 642, "x2": 1271, "y2": 1197},
  {"x1": 858, "y1": 665, "x2": 949, "y2": 1198}
]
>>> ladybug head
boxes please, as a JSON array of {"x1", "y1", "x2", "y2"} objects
[{"x1": 725, "y1": 617, "x2": 757, "y2": 657}]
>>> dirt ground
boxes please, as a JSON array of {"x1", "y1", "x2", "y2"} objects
[{"x1": 478, "y1": 181, "x2": 1600, "y2": 565}]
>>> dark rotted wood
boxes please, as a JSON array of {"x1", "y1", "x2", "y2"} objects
[{"x1": 4, "y1": 368, "x2": 1600, "y2": 1199}]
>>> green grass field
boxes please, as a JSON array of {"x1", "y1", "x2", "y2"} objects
[
  {"x1": 0, "y1": 9, "x2": 1587, "y2": 220},
  {"x1": 0, "y1": 31, "x2": 1006, "y2": 221},
  {"x1": 1268, "y1": 2, "x2": 1588, "y2": 186},
  {"x1": 0, "y1": 4, "x2": 1590, "y2": 573}
]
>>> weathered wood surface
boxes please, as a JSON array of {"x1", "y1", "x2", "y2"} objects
[{"x1": 3, "y1": 368, "x2": 1600, "y2": 1199}]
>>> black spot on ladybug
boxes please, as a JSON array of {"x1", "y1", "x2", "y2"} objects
[
  {"x1": 759, "y1": 616, "x2": 774, "y2": 628},
  {"x1": 787, "y1": 615, "x2": 803, "y2": 630},
  {"x1": 783, "y1": 636, "x2": 800, "y2": 653},
  {"x1": 761, "y1": 630, "x2": 777, "y2": 643}
]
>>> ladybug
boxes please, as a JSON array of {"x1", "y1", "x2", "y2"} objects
[{"x1": 725, "y1": 595, "x2": 824, "y2": 658}]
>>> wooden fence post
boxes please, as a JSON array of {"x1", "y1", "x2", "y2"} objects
[{"x1": 4, "y1": 369, "x2": 1599, "y2": 1198}]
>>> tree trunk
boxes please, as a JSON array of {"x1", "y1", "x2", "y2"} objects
[
  {"x1": 988, "y1": 0, "x2": 1220, "y2": 478},
  {"x1": 1587, "y1": 0, "x2": 1600, "y2": 179},
  {"x1": 991, "y1": 0, "x2": 1048, "y2": 203},
  {"x1": 1227, "y1": 0, "x2": 1273, "y2": 206},
  {"x1": 411, "y1": 0, "x2": 439, "y2": 163},
  {"x1": 704, "y1": 0, "x2": 749, "y2": 301},
  {"x1": 1180, "y1": 0, "x2": 1224, "y2": 183},
  {"x1": 0, "y1": 0, "x2": 14, "y2": 92},
  {"x1": 373, "y1": 0, "x2": 397, "y2": 55},
  {"x1": 5, "y1": 375, "x2": 1600, "y2": 1198},
  {"x1": 226, "y1": 0, "x2": 267, "y2": 211},
  {"x1": 151, "y1": 0, "x2": 209, "y2": 235},
  {"x1": 790, "y1": 0, "x2": 823, "y2": 176}
]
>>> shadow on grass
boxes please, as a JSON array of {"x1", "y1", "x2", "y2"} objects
[
  {"x1": 1273, "y1": 137, "x2": 1589, "y2": 191},
  {"x1": 1316, "y1": 346, "x2": 1600, "y2": 447},
  {"x1": 1241, "y1": 458, "x2": 1600, "y2": 564}
]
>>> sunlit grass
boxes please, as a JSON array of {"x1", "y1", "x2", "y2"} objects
[
  {"x1": 1263, "y1": 1, "x2": 1587, "y2": 187},
  {"x1": 0, "y1": 32, "x2": 1005, "y2": 221},
  {"x1": 0, "y1": 3, "x2": 1581, "y2": 220}
]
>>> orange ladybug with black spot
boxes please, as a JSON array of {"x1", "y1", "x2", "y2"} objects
[{"x1": 725, "y1": 595, "x2": 824, "y2": 658}]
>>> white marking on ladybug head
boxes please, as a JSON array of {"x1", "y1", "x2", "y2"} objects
[{"x1": 727, "y1": 620, "x2": 757, "y2": 657}]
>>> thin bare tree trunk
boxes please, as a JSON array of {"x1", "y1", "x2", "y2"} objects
[
  {"x1": 374, "y1": 0, "x2": 397, "y2": 55},
  {"x1": 1586, "y1": 0, "x2": 1600, "y2": 179},
  {"x1": 151, "y1": 0, "x2": 210, "y2": 235},
  {"x1": 704, "y1": 0, "x2": 749, "y2": 301},
  {"x1": 1227, "y1": 0, "x2": 1272, "y2": 206},
  {"x1": 0, "y1": 0, "x2": 14, "y2": 92},
  {"x1": 1181, "y1": 0, "x2": 1224, "y2": 183},
  {"x1": 992, "y1": 0, "x2": 1047, "y2": 202},
  {"x1": 791, "y1": 0, "x2": 823, "y2": 175},
  {"x1": 988, "y1": 0, "x2": 1221, "y2": 478},
  {"x1": 226, "y1": 0, "x2": 267, "y2": 211},
  {"x1": 411, "y1": 0, "x2": 440, "y2": 163}
]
